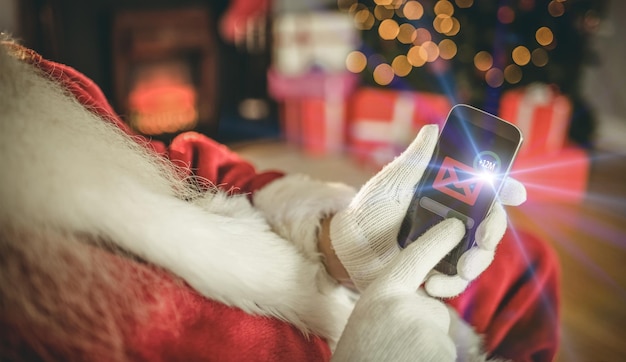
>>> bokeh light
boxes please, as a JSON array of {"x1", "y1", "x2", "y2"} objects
[
  {"x1": 403, "y1": 1, "x2": 424, "y2": 20},
  {"x1": 504, "y1": 64, "x2": 523, "y2": 84},
  {"x1": 455, "y1": 0, "x2": 473, "y2": 9},
  {"x1": 497, "y1": 6, "x2": 515, "y2": 24},
  {"x1": 345, "y1": 51, "x2": 367, "y2": 73},
  {"x1": 397, "y1": 23, "x2": 417, "y2": 44},
  {"x1": 474, "y1": 51, "x2": 493, "y2": 71},
  {"x1": 379, "y1": 19, "x2": 400, "y2": 40},
  {"x1": 485, "y1": 67, "x2": 504, "y2": 87},
  {"x1": 407, "y1": 45, "x2": 428, "y2": 67},
  {"x1": 373, "y1": 63, "x2": 395, "y2": 85},
  {"x1": 434, "y1": 14, "x2": 454, "y2": 34},
  {"x1": 374, "y1": 5, "x2": 395, "y2": 20},
  {"x1": 536, "y1": 27, "x2": 554, "y2": 46},
  {"x1": 374, "y1": 0, "x2": 393, "y2": 5},
  {"x1": 512, "y1": 45, "x2": 531, "y2": 66},
  {"x1": 548, "y1": 0, "x2": 565, "y2": 17},
  {"x1": 434, "y1": 0, "x2": 455, "y2": 16},
  {"x1": 413, "y1": 27, "x2": 432, "y2": 45},
  {"x1": 337, "y1": 0, "x2": 358, "y2": 12},
  {"x1": 422, "y1": 41, "x2": 440, "y2": 62},
  {"x1": 354, "y1": 9, "x2": 375, "y2": 30},
  {"x1": 532, "y1": 48, "x2": 549, "y2": 67},
  {"x1": 445, "y1": 17, "x2": 461, "y2": 36},
  {"x1": 438, "y1": 39, "x2": 458, "y2": 60},
  {"x1": 391, "y1": 55, "x2": 412, "y2": 76}
]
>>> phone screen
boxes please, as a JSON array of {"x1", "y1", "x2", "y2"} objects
[{"x1": 398, "y1": 104, "x2": 522, "y2": 275}]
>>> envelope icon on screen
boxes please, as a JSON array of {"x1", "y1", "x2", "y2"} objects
[{"x1": 433, "y1": 157, "x2": 484, "y2": 206}]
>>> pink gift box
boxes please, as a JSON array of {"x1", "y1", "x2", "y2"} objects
[{"x1": 279, "y1": 97, "x2": 347, "y2": 156}]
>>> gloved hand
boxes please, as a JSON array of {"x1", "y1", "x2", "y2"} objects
[
  {"x1": 332, "y1": 218, "x2": 467, "y2": 361},
  {"x1": 424, "y1": 179, "x2": 526, "y2": 298},
  {"x1": 329, "y1": 124, "x2": 526, "y2": 296}
]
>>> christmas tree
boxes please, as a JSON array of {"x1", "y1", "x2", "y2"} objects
[{"x1": 339, "y1": 0, "x2": 608, "y2": 146}]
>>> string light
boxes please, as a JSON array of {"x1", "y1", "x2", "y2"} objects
[
  {"x1": 422, "y1": 41, "x2": 440, "y2": 62},
  {"x1": 438, "y1": 39, "x2": 458, "y2": 60},
  {"x1": 474, "y1": 51, "x2": 493, "y2": 71},
  {"x1": 379, "y1": 19, "x2": 400, "y2": 40},
  {"x1": 403, "y1": 1, "x2": 424, "y2": 20},
  {"x1": 535, "y1": 27, "x2": 554, "y2": 46},
  {"x1": 413, "y1": 27, "x2": 432, "y2": 45},
  {"x1": 455, "y1": 0, "x2": 473, "y2": 9},
  {"x1": 531, "y1": 48, "x2": 549, "y2": 67},
  {"x1": 337, "y1": 0, "x2": 358, "y2": 12},
  {"x1": 444, "y1": 17, "x2": 460, "y2": 36},
  {"x1": 373, "y1": 63, "x2": 395, "y2": 85},
  {"x1": 392, "y1": 55, "x2": 412, "y2": 76},
  {"x1": 548, "y1": 0, "x2": 565, "y2": 17},
  {"x1": 497, "y1": 6, "x2": 515, "y2": 24},
  {"x1": 354, "y1": 9, "x2": 375, "y2": 30},
  {"x1": 434, "y1": 14, "x2": 454, "y2": 34},
  {"x1": 345, "y1": 51, "x2": 367, "y2": 73},
  {"x1": 485, "y1": 68, "x2": 504, "y2": 87},
  {"x1": 434, "y1": 0, "x2": 455, "y2": 16},
  {"x1": 504, "y1": 64, "x2": 522, "y2": 84},
  {"x1": 342, "y1": 0, "x2": 568, "y2": 89},
  {"x1": 407, "y1": 45, "x2": 428, "y2": 67},
  {"x1": 512, "y1": 46, "x2": 531, "y2": 66},
  {"x1": 374, "y1": 5, "x2": 395, "y2": 20},
  {"x1": 397, "y1": 23, "x2": 417, "y2": 44}
]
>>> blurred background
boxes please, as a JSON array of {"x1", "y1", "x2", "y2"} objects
[{"x1": 1, "y1": 0, "x2": 625, "y2": 360}]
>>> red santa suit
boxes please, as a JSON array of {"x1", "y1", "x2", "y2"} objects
[{"x1": 1, "y1": 44, "x2": 560, "y2": 361}]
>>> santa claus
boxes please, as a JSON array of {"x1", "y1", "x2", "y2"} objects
[{"x1": 0, "y1": 36, "x2": 559, "y2": 361}]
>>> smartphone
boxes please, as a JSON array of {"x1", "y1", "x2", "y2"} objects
[{"x1": 397, "y1": 104, "x2": 523, "y2": 275}]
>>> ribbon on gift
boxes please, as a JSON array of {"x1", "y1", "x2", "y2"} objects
[
  {"x1": 351, "y1": 92, "x2": 416, "y2": 145},
  {"x1": 506, "y1": 83, "x2": 572, "y2": 156},
  {"x1": 351, "y1": 92, "x2": 417, "y2": 166}
]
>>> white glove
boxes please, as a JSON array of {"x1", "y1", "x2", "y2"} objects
[
  {"x1": 425, "y1": 178, "x2": 526, "y2": 298},
  {"x1": 330, "y1": 124, "x2": 527, "y2": 296},
  {"x1": 332, "y1": 218, "x2": 466, "y2": 362},
  {"x1": 330, "y1": 125, "x2": 439, "y2": 291}
]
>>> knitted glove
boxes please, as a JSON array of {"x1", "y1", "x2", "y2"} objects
[
  {"x1": 330, "y1": 124, "x2": 527, "y2": 296},
  {"x1": 332, "y1": 218, "x2": 466, "y2": 362},
  {"x1": 329, "y1": 125, "x2": 439, "y2": 291},
  {"x1": 425, "y1": 178, "x2": 526, "y2": 298}
]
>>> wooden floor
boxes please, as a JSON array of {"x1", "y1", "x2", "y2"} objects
[{"x1": 233, "y1": 140, "x2": 626, "y2": 362}]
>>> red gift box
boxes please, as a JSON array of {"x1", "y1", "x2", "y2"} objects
[
  {"x1": 347, "y1": 87, "x2": 451, "y2": 169},
  {"x1": 279, "y1": 97, "x2": 347, "y2": 156},
  {"x1": 499, "y1": 83, "x2": 572, "y2": 157},
  {"x1": 510, "y1": 145, "x2": 589, "y2": 204}
]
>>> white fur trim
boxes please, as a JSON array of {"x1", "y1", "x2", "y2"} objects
[
  {"x1": 253, "y1": 174, "x2": 356, "y2": 261},
  {"x1": 0, "y1": 44, "x2": 354, "y2": 347}
]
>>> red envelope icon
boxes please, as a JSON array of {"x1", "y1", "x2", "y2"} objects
[{"x1": 433, "y1": 156, "x2": 484, "y2": 206}]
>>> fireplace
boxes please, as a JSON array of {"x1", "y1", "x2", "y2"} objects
[{"x1": 17, "y1": 0, "x2": 278, "y2": 143}]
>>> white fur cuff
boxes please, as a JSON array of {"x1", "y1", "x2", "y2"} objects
[{"x1": 252, "y1": 174, "x2": 356, "y2": 261}]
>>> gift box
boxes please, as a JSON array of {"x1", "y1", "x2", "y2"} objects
[
  {"x1": 272, "y1": 11, "x2": 360, "y2": 76},
  {"x1": 279, "y1": 96, "x2": 347, "y2": 156},
  {"x1": 510, "y1": 145, "x2": 589, "y2": 204},
  {"x1": 272, "y1": 71, "x2": 356, "y2": 155},
  {"x1": 267, "y1": 69, "x2": 359, "y2": 101},
  {"x1": 347, "y1": 88, "x2": 451, "y2": 170},
  {"x1": 499, "y1": 83, "x2": 572, "y2": 157}
]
